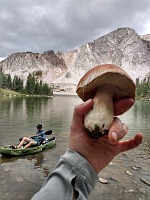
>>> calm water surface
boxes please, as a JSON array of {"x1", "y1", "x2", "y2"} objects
[{"x1": 0, "y1": 96, "x2": 149, "y2": 200}]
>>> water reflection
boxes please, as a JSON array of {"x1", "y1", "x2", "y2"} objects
[
  {"x1": 137, "y1": 101, "x2": 149, "y2": 147},
  {"x1": 0, "y1": 142, "x2": 59, "y2": 177},
  {"x1": 134, "y1": 101, "x2": 150, "y2": 124},
  {"x1": 25, "y1": 96, "x2": 49, "y2": 117},
  {"x1": 0, "y1": 152, "x2": 44, "y2": 168},
  {"x1": 0, "y1": 96, "x2": 150, "y2": 200}
]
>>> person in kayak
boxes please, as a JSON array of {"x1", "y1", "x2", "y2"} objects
[{"x1": 17, "y1": 124, "x2": 46, "y2": 148}]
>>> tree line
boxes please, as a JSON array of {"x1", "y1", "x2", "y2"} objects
[
  {"x1": 0, "y1": 70, "x2": 53, "y2": 96},
  {"x1": 0, "y1": 69, "x2": 149, "y2": 98},
  {"x1": 136, "y1": 75, "x2": 150, "y2": 99}
]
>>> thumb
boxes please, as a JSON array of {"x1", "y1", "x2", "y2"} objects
[
  {"x1": 71, "y1": 99, "x2": 93, "y2": 129},
  {"x1": 75, "y1": 99, "x2": 93, "y2": 118}
]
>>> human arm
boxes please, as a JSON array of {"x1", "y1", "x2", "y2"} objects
[
  {"x1": 36, "y1": 130, "x2": 46, "y2": 139},
  {"x1": 32, "y1": 149, "x2": 98, "y2": 200},
  {"x1": 32, "y1": 98, "x2": 143, "y2": 199}
]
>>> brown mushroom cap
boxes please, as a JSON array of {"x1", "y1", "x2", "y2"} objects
[{"x1": 76, "y1": 64, "x2": 135, "y2": 102}]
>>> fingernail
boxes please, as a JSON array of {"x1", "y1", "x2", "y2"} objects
[
  {"x1": 112, "y1": 132, "x2": 118, "y2": 141},
  {"x1": 82, "y1": 99, "x2": 93, "y2": 107},
  {"x1": 85, "y1": 99, "x2": 92, "y2": 104}
]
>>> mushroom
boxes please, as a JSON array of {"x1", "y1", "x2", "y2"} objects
[{"x1": 76, "y1": 64, "x2": 135, "y2": 139}]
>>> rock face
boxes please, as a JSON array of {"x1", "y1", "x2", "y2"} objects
[{"x1": 0, "y1": 27, "x2": 150, "y2": 94}]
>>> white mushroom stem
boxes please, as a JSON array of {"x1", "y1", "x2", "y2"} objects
[{"x1": 84, "y1": 86, "x2": 114, "y2": 133}]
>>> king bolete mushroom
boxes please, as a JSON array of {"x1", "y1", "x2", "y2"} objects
[{"x1": 76, "y1": 64, "x2": 135, "y2": 139}]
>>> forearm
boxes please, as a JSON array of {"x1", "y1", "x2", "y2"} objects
[{"x1": 31, "y1": 149, "x2": 98, "y2": 200}]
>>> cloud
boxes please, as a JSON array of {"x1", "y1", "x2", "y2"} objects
[{"x1": 0, "y1": 0, "x2": 150, "y2": 57}]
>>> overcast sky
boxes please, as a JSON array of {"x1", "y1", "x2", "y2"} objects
[{"x1": 0, "y1": 0, "x2": 150, "y2": 59}]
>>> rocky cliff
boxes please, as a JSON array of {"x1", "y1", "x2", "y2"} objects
[{"x1": 0, "y1": 27, "x2": 150, "y2": 94}]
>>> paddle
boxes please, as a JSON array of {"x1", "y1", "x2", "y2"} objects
[{"x1": 45, "y1": 130, "x2": 52, "y2": 135}]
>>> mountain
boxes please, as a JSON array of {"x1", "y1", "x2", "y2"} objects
[{"x1": 0, "y1": 27, "x2": 150, "y2": 94}]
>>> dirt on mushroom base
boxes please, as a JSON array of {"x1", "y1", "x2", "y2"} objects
[{"x1": 89, "y1": 152, "x2": 150, "y2": 200}]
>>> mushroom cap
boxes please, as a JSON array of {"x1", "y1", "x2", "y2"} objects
[{"x1": 76, "y1": 64, "x2": 135, "y2": 102}]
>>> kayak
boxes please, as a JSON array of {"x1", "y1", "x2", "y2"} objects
[{"x1": 0, "y1": 137, "x2": 56, "y2": 156}]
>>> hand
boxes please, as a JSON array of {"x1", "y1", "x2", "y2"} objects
[{"x1": 69, "y1": 99, "x2": 143, "y2": 173}]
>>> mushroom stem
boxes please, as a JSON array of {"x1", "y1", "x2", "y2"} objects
[{"x1": 84, "y1": 86, "x2": 114, "y2": 135}]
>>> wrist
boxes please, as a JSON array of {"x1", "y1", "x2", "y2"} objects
[
  {"x1": 69, "y1": 147, "x2": 100, "y2": 173},
  {"x1": 63, "y1": 149, "x2": 99, "y2": 185}
]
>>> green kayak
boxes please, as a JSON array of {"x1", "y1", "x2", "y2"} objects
[{"x1": 0, "y1": 137, "x2": 56, "y2": 156}]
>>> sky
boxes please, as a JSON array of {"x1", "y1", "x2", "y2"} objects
[{"x1": 0, "y1": 0, "x2": 150, "y2": 59}]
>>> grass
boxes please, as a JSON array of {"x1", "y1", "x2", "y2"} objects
[
  {"x1": 0, "y1": 88, "x2": 52, "y2": 97},
  {"x1": 0, "y1": 88, "x2": 21, "y2": 96}
]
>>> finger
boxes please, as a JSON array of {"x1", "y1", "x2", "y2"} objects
[
  {"x1": 71, "y1": 99, "x2": 93, "y2": 130},
  {"x1": 74, "y1": 99, "x2": 93, "y2": 118},
  {"x1": 114, "y1": 98, "x2": 134, "y2": 116},
  {"x1": 108, "y1": 118, "x2": 128, "y2": 144},
  {"x1": 117, "y1": 133, "x2": 143, "y2": 153}
]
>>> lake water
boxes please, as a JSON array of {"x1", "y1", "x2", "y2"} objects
[{"x1": 0, "y1": 96, "x2": 149, "y2": 200}]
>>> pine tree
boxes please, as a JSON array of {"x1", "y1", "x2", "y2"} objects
[
  {"x1": 42, "y1": 83, "x2": 49, "y2": 95},
  {"x1": 25, "y1": 73, "x2": 36, "y2": 94},
  {"x1": 0, "y1": 70, "x2": 7, "y2": 88},
  {"x1": 7, "y1": 74, "x2": 12, "y2": 89},
  {"x1": 136, "y1": 75, "x2": 150, "y2": 98}
]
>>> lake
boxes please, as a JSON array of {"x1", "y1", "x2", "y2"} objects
[{"x1": 0, "y1": 96, "x2": 150, "y2": 200}]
